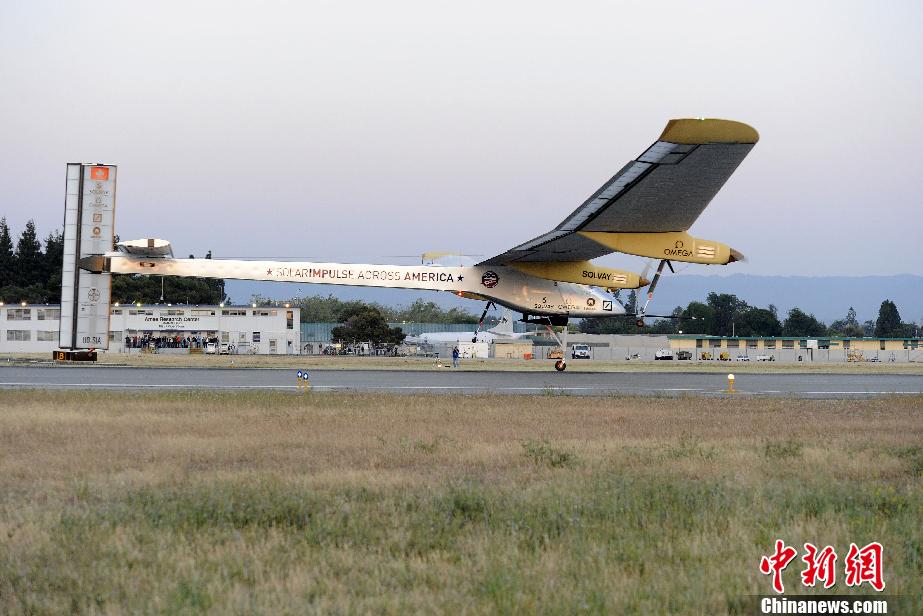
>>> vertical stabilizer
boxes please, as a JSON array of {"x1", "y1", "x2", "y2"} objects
[
  {"x1": 488, "y1": 308, "x2": 516, "y2": 335},
  {"x1": 59, "y1": 164, "x2": 116, "y2": 349}
]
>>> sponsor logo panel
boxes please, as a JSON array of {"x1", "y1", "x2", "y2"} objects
[{"x1": 481, "y1": 271, "x2": 499, "y2": 288}]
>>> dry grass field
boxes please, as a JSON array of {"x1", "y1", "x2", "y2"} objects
[{"x1": 0, "y1": 390, "x2": 920, "y2": 614}]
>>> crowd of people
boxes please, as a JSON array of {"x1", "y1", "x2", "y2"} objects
[{"x1": 123, "y1": 334, "x2": 219, "y2": 349}]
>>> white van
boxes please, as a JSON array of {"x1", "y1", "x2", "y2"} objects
[{"x1": 571, "y1": 344, "x2": 591, "y2": 359}]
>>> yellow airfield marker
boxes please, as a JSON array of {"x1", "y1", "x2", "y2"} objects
[{"x1": 726, "y1": 373, "x2": 736, "y2": 393}]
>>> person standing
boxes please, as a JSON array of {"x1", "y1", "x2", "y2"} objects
[{"x1": 452, "y1": 345, "x2": 460, "y2": 368}]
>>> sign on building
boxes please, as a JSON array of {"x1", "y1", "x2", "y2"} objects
[{"x1": 59, "y1": 164, "x2": 116, "y2": 349}]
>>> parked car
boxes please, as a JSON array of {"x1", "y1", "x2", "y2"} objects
[
  {"x1": 675, "y1": 350, "x2": 693, "y2": 360},
  {"x1": 756, "y1": 354, "x2": 775, "y2": 361},
  {"x1": 735, "y1": 355, "x2": 750, "y2": 361},
  {"x1": 204, "y1": 342, "x2": 217, "y2": 354},
  {"x1": 654, "y1": 349, "x2": 673, "y2": 360},
  {"x1": 571, "y1": 344, "x2": 591, "y2": 359},
  {"x1": 547, "y1": 347, "x2": 564, "y2": 359}
]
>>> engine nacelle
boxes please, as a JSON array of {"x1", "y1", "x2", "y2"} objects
[{"x1": 579, "y1": 231, "x2": 744, "y2": 265}]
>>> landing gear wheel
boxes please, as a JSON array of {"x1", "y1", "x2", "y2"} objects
[
  {"x1": 554, "y1": 360, "x2": 567, "y2": 372},
  {"x1": 471, "y1": 337, "x2": 477, "y2": 343},
  {"x1": 636, "y1": 319, "x2": 645, "y2": 328}
]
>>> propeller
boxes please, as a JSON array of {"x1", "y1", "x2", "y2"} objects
[{"x1": 639, "y1": 258, "x2": 657, "y2": 282}]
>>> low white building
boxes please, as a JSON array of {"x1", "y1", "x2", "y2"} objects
[{"x1": 0, "y1": 304, "x2": 300, "y2": 355}]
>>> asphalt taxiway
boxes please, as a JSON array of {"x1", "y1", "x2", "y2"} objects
[{"x1": 1, "y1": 366, "x2": 922, "y2": 398}]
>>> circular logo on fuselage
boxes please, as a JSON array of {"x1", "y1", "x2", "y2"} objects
[
  {"x1": 587, "y1": 297, "x2": 596, "y2": 307},
  {"x1": 481, "y1": 271, "x2": 499, "y2": 288}
]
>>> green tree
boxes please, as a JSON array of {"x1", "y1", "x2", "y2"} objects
[
  {"x1": 15, "y1": 219, "x2": 42, "y2": 287},
  {"x1": 624, "y1": 290, "x2": 638, "y2": 316},
  {"x1": 42, "y1": 230, "x2": 64, "y2": 303},
  {"x1": 331, "y1": 306, "x2": 405, "y2": 345},
  {"x1": 874, "y1": 300, "x2": 903, "y2": 338},
  {"x1": 578, "y1": 317, "x2": 636, "y2": 334},
  {"x1": 271, "y1": 294, "x2": 372, "y2": 322},
  {"x1": 262, "y1": 294, "x2": 481, "y2": 325},
  {"x1": 111, "y1": 274, "x2": 227, "y2": 305},
  {"x1": 680, "y1": 301, "x2": 715, "y2": 335},
  {"x1": 0, "y1": 283, "x2": 47, "y2": 303},
  {"x1": 846, "y1": 306, "x2": 858, "y2": 328},
  {"x1": 782, "y1": 308, "x2": 826, "y2": 337},
  {"x1": 577, "y1": 317, "x2": 602, "y2": 334},
  {"x1": 0, "y1": 218, "x2": 228, "y2": 306},
  {"x1": 381, "y1": 299, "x2": 477, "y2": 324},
  {"x1": 829, "y1": 306, "x2": 865, "y2": 337},
  {"x1": 0, "y1": 217, "x2": 14, "y2": 288},
  {"x1": 644, "y1": 317, "x2": 679, "y2": 335},
  {"x1": 735, "y1": 307, "x2": 782, "y2": 337},
  {"x1": 706, "y1": 292, "x2": 748, "y2": 337}
]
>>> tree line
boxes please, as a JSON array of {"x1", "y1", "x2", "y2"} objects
[
  {"x1": 579, "y1": 290, "x2": 919, "y2": 338},
  {"x1": 253, "y1": 294, "x2": 481, "y2": 325},
  {"x1": 0, "y1": 218, "x2": 226, "y2": 305},
  {"x1": 3, "y1": 217, "x2": 917, "y2": 339}
]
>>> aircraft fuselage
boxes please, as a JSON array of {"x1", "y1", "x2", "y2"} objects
[{"x1": 105, "y1": 257, "x2": 626, "y2": 318}]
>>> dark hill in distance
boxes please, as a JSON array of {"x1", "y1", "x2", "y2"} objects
[{"x1": 225, "y1": 274, "x2": 923, "y2": 325}]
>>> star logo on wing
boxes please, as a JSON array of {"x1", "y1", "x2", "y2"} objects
[
  {"x1": 266, "y1": 268, "x2": 273, "y2": 275},
  {"x1": 457, "y1": 275, "x2": 464, "y2": 281}
]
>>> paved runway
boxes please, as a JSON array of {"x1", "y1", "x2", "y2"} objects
[{"x1": 1, "y1": 365, "x2": 922, "y2": 398}]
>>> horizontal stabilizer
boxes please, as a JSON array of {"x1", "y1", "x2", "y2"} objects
[{"x1": 116, "y1": 238, "x2": 174, "y2": 258}]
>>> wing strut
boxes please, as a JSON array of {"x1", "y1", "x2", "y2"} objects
[
  {"x1": 471, "y1": 301, "x2": 496, "y2": 343},
  {"x1": 637, "y1": 259, "x2": 674, "y2": 327}
]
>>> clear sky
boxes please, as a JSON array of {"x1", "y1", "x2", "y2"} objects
[{"x1": 1, "y1": 0, "x2": 920, "y2": 276}]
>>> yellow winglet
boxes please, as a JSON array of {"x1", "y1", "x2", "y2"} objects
[{"x1": 659, "y1": 118, "x2": 759, "y2": 145}]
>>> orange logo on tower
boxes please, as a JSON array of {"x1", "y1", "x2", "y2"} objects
[{"x1": 89, "y1": 166, "x2": 109, "y2": 181}]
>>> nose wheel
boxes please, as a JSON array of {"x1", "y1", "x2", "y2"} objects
[{"x1": 554, "y1": 360, "x2": 567, "y2": 372}]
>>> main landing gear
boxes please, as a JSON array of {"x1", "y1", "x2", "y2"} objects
[
  {"x1": 472, "y1": 301, "x2": 495, "y2": 342},
  {"x1": 521, "y1": 314, "x2": 570, "y2": 371},
  {"x1": 545, "y1": 319, "x2": 570, "y2": 372}
]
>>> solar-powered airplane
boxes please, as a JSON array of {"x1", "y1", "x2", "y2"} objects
[{"x1": 62, "y1": 118, "x2": 757, "y2": 371}]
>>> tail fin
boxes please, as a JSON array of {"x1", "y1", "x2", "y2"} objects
[
  {"x1": 487, "y1": 308, "x2": 515, "y2": 335},
  {"x1": 59, "y1": 164, "x2": 116, "y2": 350}
]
